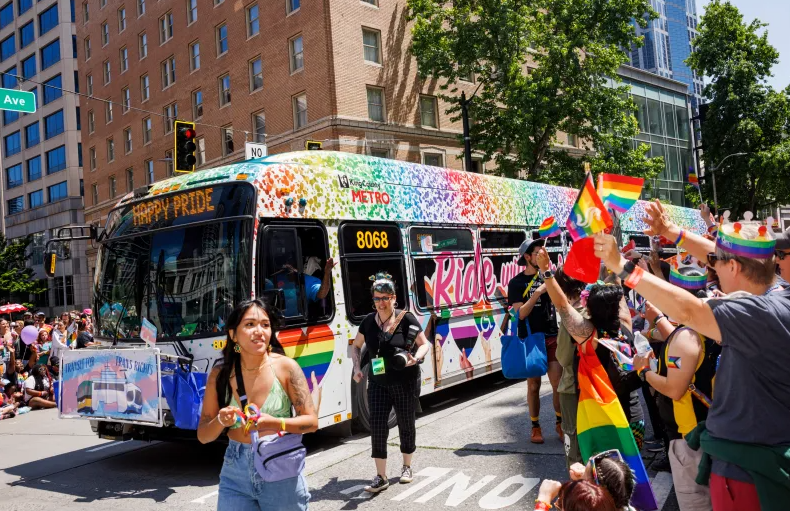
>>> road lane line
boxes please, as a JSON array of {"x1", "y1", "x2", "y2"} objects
[
  {"x1": 85, "y1": 440, "x2": 133, "y2": 452},
  {"x1": 191, "y1": 490, "x2": 219, "y2": 504},
  {"x1": 651, "y1": 471, "x2": 674, "y2": 510}
]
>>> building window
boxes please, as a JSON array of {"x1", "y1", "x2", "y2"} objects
[
  {"x1": 252, "y1": 112, "x2": 265, "y2": 143},
  {"x1": 44, "y1": 110, "x2": 64, "y2": 139},
  {"x1": 46, "y1": 146, "x2": 66, "y2": 174},
  {"x1": 247, "y1": 4, "x2": 259, "y2": 37},
  {"x1": 218, "y1": 74, "x2": 231, "y2": 106},
  {"x1": 164, "y1": 149, "x2": 173, "y2": 176},
  {"x1": 137, "y1": 0, "x2": 144, "y2": 16},
  {"x1": 0, "y1": 3, "x2": 12, "y2": 30},
  {"x1": 48, "y1": 181, "x2": 68, "y2": 202},
  {"x1": 362, "y1": 28, "x2": 382, "y2": 64},
  {"x1": 24, "y1": 121, "x2": 39, "y2": 147},
  {"x1": 192, "y1": 89, "x2": 203, "y2": 119},
  {"x1": 122, "y1": 87, "x2": 130, "y2": 112},
  {"x1": 189, "y1": 41, "x2": 200, "y2": 71},
  {"x1": 140, "y1": 73, "x2": 149, "y2": 101},
  {"x1": 119, "y1": 46, "x2": 128, "y2": 72},
  {"x1": 159, "y1": 12, "x2": 173, "y2": 43},
  {"x1": 163, "y1": 103, "x2": 177, "y2": 133},
  {"x1": 6, "y1": 163, "x2": 22, "y2": 189},
  {"x1": 293, "y1": 93, "x2": 307, "y2": 129},
  {"x1": 289, "y1": 35, "x2": 303, "y2": 73},
  {"x1": 40, "y1": 39, "x2": 61, "y2": 70},
  {"x1": 423, "y1": 152, "x2": 443, "y2": 167},
  {"x1": 139, "y1": 32, "x2": 147, "y2": 59},
  {"x1": 249, "y1": 57, "x2": 263, "y2": 91},
  {"x1": 19, "y1": 21, "x2": 34, "y2": 48},
  {"x1": 7, "y1": 196, "x2": 23, "y2": 214},
  {"x1": 124, "y1": 127, "x2": 132, "y2": 153},
  {"x1": 366, "y1": 86, "x2": 384, "y2": 122},
  {"x1": 0, "y1": 34, "x2": 14, "y2": 61},
  {"x1": 286, "y1": 0, "x2": 299, "y2": 14},
  {"x1": 107, "y1": 138, "x2": 115, "y2": 161},
  {"x1": 43, "y1": 74, "x2": 62, "y2": 104},
  {"x1": 88, "y1": 110, "x2": 95, "y2": 132},
  {"x1": 361, "y1": 0, "x2": 377, "y2": 5},
  {"x1": 83, "y1": 36, "x2": 91, "y2": 60},
  {"x1": 187, "y1": 0, "x2": 197, "y2": 24},
  {"x1": 91, "y1": 183, "x2": 98, "y2": 204},
  {"x1": 103, "y1": 59, "x2": 111, "y2": 84},
  {"x1": 29, "y1": 189, "x2": 43, "y2": 209},
  {"x1": 76, "y1": 106, "x2": 81, "y2": 131},
  {"x1": 27, "y1": 155, "x2": 41, "y2": 181},
  {"x1": 3, "y1": 131, "x2": 20, "y2": 157},
  {"x1": 101, "y1": 21, "x2": 109, "y2": 46},
  {"x1": 222, "y1": 126, "x2": 234, "y2": 156},
  {"x1": 216, "y1": 23, "x2": 228, "y2": 56},
  {"x1": 420, "y1": 95, "x2": 438, "y2": 128},
  {"x1": 39, "y1": 4, "x2": 59, "y2": 36},
  {"x1": 469, "y1": 157, "x2": 483, "y2": 173},
  {"x1": 100, "y1": 0, "x2": 106, "y2": 8},
  {"x1": 126, "y1": 167, "x2": 134, "y2": 191},
  {"x1": 21, "y1": 54, "x2": 35, "y2": 79},
  {"x1": 109, "y1": 175, "x2": 116, "y2": 198},
  {"x1": 142, "y1": 117, "x2": 152, "y2": 144},
  {"x1": 145, "y1": 159, "x2": 153, "y2": 183},
  {"x1": 161, "y1": 56, "x2": 175, "y2": 88},
  {"x1": 82, "y1": 1, "x2": 89, "y2": 23},
  {"x1": 86, "y1": 74, "x2": 93, "y2": 95},
  {"x1": 118, "y1": 6, "x2": 126, "y2": 32},
  {"x1": 105, "y1": 100, "x2": 113, "y2": 123},
  {"x1": 196, "y1": 137, "x2": 205, "y2": 165},
  {"x1": 89, "y1": 146, "x2": 96, "y2": 170}
]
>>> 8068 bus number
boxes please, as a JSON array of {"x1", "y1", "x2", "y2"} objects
[{"x1": 356, "y1": 230, "x2": 389, "y2": 250}]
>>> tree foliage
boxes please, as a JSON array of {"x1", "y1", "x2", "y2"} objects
[
  {"x1": 687, "y1": 0, "x2": 790, "y2": 217},
  {"x1": 0, "y1": 234, "x2": 47, "y2": 307},
  {"x1": 407, "y1": 0, "x2": 665, "y2": 188}
]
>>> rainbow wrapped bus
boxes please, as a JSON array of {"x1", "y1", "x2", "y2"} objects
[{"x1": 69, "y1": 151, "x2": 705, "y2": 439}]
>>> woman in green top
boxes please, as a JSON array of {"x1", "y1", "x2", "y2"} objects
[{"x1": 198, "y1": 299, "x2": 318, "y2": 510}]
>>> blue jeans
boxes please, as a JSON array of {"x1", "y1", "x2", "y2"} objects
[{"x1": 217, "y1": 440, "x2": 310, "y2": 511}]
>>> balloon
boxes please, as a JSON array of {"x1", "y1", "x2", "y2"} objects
[{"x1": 21, "y1": 325, "x2": 38, "y2": 345}]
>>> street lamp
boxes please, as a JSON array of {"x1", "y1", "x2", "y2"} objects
[
  {"x1": 708, "y1": 152, "x2": 748, "y2": 215},
  {"x1": 460, "y1": 79, "x2": 486, "y2": 173}
]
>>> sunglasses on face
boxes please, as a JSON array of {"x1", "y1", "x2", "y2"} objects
[
  {"x1": 372, "y1": 296, "x2": 393, "y2": 303},
  {"x1": 589, "y1": 449, "x2": 625, "y2": 485},
  {"x1": 706, "y1": 253, "x2": 720, "y2": 268},
  {"x1": 776, "y1": 250, "x2": 789, "y2": 261}
]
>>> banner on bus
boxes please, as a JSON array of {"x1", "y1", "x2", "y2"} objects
[{"x1": 59, "y1": 348, "x2": 163, "y2": 426}]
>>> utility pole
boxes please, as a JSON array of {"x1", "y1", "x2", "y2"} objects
[{"x1": 461, "y1": 91, "x2": 474, "y2": 173}]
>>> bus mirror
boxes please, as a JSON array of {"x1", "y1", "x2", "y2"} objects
[
  {"x1": 261, "y1": 289, "x2": 285, "y2": 312},
  {"x1": 44, "y1": 250, "x2": 57, "y2": 278}
]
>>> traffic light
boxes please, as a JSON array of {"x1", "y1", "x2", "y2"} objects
[
  {"x1": 175, "y1": 121, "x2": 197, "y2": 172},
  {"x1": 44, "y1": 250, "x2": 57, "y2": 278},
  {"x1": 305, "y1": 140, "x2": 322, "y2": 150}
]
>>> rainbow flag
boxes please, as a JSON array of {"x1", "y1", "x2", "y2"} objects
[
  {"x1": 565, "y1": 173, "x2": 613, "y2": 242},
  {"x1": 597, "y1": 173, "x2": 644, "y2": 214},
  {"x1": 687, "y1": 167, "x2": 700, "y2": 189},
  {"x1": 577, "y1": 342, "x2": 658, "y2": 510},
  {"x1": 538, "y1": 216, "x2": 561, "y2": 238}
]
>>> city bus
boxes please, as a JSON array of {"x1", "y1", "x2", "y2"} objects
[{"x1": 53, "y1": 151, "x2": 706, "y2": 440}]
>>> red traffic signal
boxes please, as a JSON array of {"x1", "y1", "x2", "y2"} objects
[{"x1": 175, "y1": 121, "x2": 197, "y2": 172}]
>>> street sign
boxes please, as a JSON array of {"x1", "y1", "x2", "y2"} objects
[
  {"x1": 245, "y1": 142, "x2": 268, "y2": 160},
  {"x1": 0, "y1": 88, "x2": 36, "y2": 113}
]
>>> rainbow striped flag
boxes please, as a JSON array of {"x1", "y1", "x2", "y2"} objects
[
  {"x1": 538, "y1": 216, "x2": 561, "y2": 238},
  {"x1": 565, "y1": 173, "x2": 613, "y2": 242},
  {"x1": 597, "y1": 173, "x2": 644, "y2": 214},
  {"x1": 687, "y1": 167, "x2": 700, "y2": 189},
  {"x1": 577, "y1": 342, "x2": 658, "y2": 510}
]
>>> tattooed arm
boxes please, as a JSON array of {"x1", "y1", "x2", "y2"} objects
[
  {"x1": 536, "y1": 248, "x2": 595, "y2": 344},
  {"x1": 280, "y1": 357, "x2": 319, "y2": 433}
]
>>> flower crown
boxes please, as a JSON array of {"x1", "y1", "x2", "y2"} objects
[
  {"x1": 669, "y1": 253, "x2": 707, "y2": 290},
  {"x1": 715, "y1": 211, "x2": 776, "y2": 260}
]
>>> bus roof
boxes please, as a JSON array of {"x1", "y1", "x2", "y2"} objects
[{"x1": 120, "y1": 151, "x2": 705, "y2": 233}]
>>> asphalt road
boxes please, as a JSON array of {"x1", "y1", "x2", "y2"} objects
[{"x1": 0, "y1": 373, "x2": 679, "y2": 510}]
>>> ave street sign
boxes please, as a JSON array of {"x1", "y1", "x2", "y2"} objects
[
  {"x1": 0, "y1": 88, "x2": 36, "y2": 113},
  {"x1": 245, "y1": 142, "x2": 268, "y2": 160}
]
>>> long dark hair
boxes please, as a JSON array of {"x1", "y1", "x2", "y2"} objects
[
  {"x1": 214, "y1": 298, "x2": 285, "y2": 407},
  {"x1": 555, "y1": 266, "x2": 586, "y2": 301},
  {"x1": 32, "y1": 364, "x2": 49, "y2": 391},
  {"x1": 586, "y1": 284, "x2": 624, "y2": 338},
  {"x1": 596, "y1": 457, "x2": 635, "y2": 509}
]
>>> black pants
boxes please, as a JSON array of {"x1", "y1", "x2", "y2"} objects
[{"x1": 368, "y1": 379, "x2": 417, "y2": 459}]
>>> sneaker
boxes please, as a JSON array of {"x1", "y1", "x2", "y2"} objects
[
  {"x1": 644, "y1": 440, "x2": 664, "y2": 453},
  {"x1": 651, "y1": 453, "x2": 671, "y2": 472},
  {"x1": 531, "y1": 426, "x2": 545, "y2": 444},
  {"x1": 555, "y1": 423, "x2": 564, "y2": 442},
  {"x1": 400, "y1": 465, "x2": 413, "y2": 484},
  {"x1": 364, "y1": 474, "x2": 390, "y2": 493}
]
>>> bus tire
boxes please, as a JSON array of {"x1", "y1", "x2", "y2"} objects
[{"x1": 352, "y1": 362, "x2": 397, "y2": 433}]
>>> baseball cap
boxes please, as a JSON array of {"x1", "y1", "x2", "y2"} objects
[
  {"x1": 517, "y1": 238, "x2": 545, "y2": 265},
  {"x1": 776, "y1": 227, "x2": 790, "y2": 251}
]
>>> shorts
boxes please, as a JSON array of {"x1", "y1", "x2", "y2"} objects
[{"x1": 545, "y1": 336, "x2": 558, "y2": 364}]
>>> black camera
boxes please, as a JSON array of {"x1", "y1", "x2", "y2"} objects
[{"x1": 389, "y1": 325, "x2": 420, "y2": 371}]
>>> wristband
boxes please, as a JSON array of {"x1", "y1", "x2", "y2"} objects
[
  {"x1": 281, "y1": 418, "x2": 287, "y2": 432},
  {"x1": 624, "y1": 265, "x2": 645, "y2": 288},
  {"x1": 617, "y1": 260, "x2": 636, "y2": 281},
  {"x1": 217, "y1": 413, "x2": 232, "y2": 428},
  {"x1": 674, "y1": 230, "x2": 685, "y2": 246},
  {"x1": 707, "y1": 225, "x2": 718, "y2": 235},
  {"x1": 534, "y1": 500, "x2": 552, "y2": 511},
  {"x1": 653, "y1": 314, "x2": 667, "y2": 325}
]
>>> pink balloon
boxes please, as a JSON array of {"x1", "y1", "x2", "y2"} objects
[{"x1": 21, "y1": 325, "x2": 38, "y2": 346}]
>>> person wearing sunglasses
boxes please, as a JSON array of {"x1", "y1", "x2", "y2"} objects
[
  {"x1": 567, "y1": 450, "x2": 636, "y2": 510},
  {"x1": 774, "y1": 227, "x2": 790, "y2": 287},
  {"x1": 351, "y1": 273, "x2": 430, "y2": 494},
  {"x1": 535, "y1": 478, "x2": 618, "y2": 511}
]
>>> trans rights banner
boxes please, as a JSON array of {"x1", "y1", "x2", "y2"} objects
[{"x1": 59, "y1": 348, "x2": 162, "y2": 425}]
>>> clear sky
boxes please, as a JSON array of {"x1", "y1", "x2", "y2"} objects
[{"x1": 699, "y1": 0, "x2": 790, "y2": 91}]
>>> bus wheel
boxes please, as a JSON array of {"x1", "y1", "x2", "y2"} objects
[{"x1": 352, "y1": 362, "x2": 397, "y2": 433}]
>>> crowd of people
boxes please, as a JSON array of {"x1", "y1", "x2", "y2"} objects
[{"x1": 0, "y1": 309, "x2": 95, "y2": 420}]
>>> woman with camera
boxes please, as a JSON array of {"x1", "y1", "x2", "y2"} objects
[{"x1": 351, "y1": 273, "x2": 430, "y2": 493}]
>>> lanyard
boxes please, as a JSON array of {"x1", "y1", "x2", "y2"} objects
[{"x1": 522, "y1": 271, "x2": 540, "y2": 299}]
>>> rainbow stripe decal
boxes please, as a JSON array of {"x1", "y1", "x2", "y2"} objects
[
  {"x1": 716, "y1": 229, "x2": 776, "y2": 259},
  {"x1": 577, "y1": 342, "x2": 658, "y2": 510},
  {"x1": 666, "y1": 356, "x2": 681, "y2": 370},
  {"x1": 669, "y1": 268, "x2": 708, "y2": 290},
  {"x1": 538, "y1": 216, "x2": 561, "y2": 238},
  {"x1": 566, "y1": 173, "x2": 613, "y2": 242},
  {"x1": 597, "y1": 174, "x2": 644, "y2": 214},
  {"x1": 278, "y1": 325, "x2": 335, "y2": 391}
]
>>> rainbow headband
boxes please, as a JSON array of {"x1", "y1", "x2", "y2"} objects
[
  {"x1": 716, "y1": 223, "x2": 776, "y2": 259},
  {"x1": 669, "y1": 268, "x2": 707, "y2": 290}
]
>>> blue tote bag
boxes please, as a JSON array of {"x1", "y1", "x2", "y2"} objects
[
  {"x1": 500, "y1": 312, "x2": 548, "y2": 379},
  {"x1": 161, "y1": 362, "x2": 207, "y2": 430}
]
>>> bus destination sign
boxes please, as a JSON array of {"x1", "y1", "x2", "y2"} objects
[{"x1": 132, "y1": 188, "x2": 216, "y2": 227}]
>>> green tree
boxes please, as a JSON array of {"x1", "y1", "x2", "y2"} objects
[
  {"x1": 687, "y1": 0, "x2": 790, "y2": 217},
  {"x1": 0, "y1": 234, "x2": 47, "y2": 307},
  {"x1": 407, "y1": 0, "x2": 664, "y2": 188}
]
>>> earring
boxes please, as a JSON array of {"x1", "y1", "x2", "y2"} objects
[
  {"x1": 234, "y1": 343, "x2": 241, "y2": 353},
  {"x1": 393, "y1": 302, "x2": 398, "y2": 308}
]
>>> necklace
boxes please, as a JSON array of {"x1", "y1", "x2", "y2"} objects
[
  {"x1": 241, "y1": 356, "x2": 268, "y2": 372},
  {"x1": 376, "y1": 311, "x2": 394, "y2": 329}
]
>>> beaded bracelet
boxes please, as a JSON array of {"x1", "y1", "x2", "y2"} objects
[{"x1": 535, "y1": 500, "x2": 552, "y2": 511}]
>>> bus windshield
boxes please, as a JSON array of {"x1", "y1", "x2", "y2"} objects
[{"x1": 94, "y1": 183, "x2": 255, "y2": 340}]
